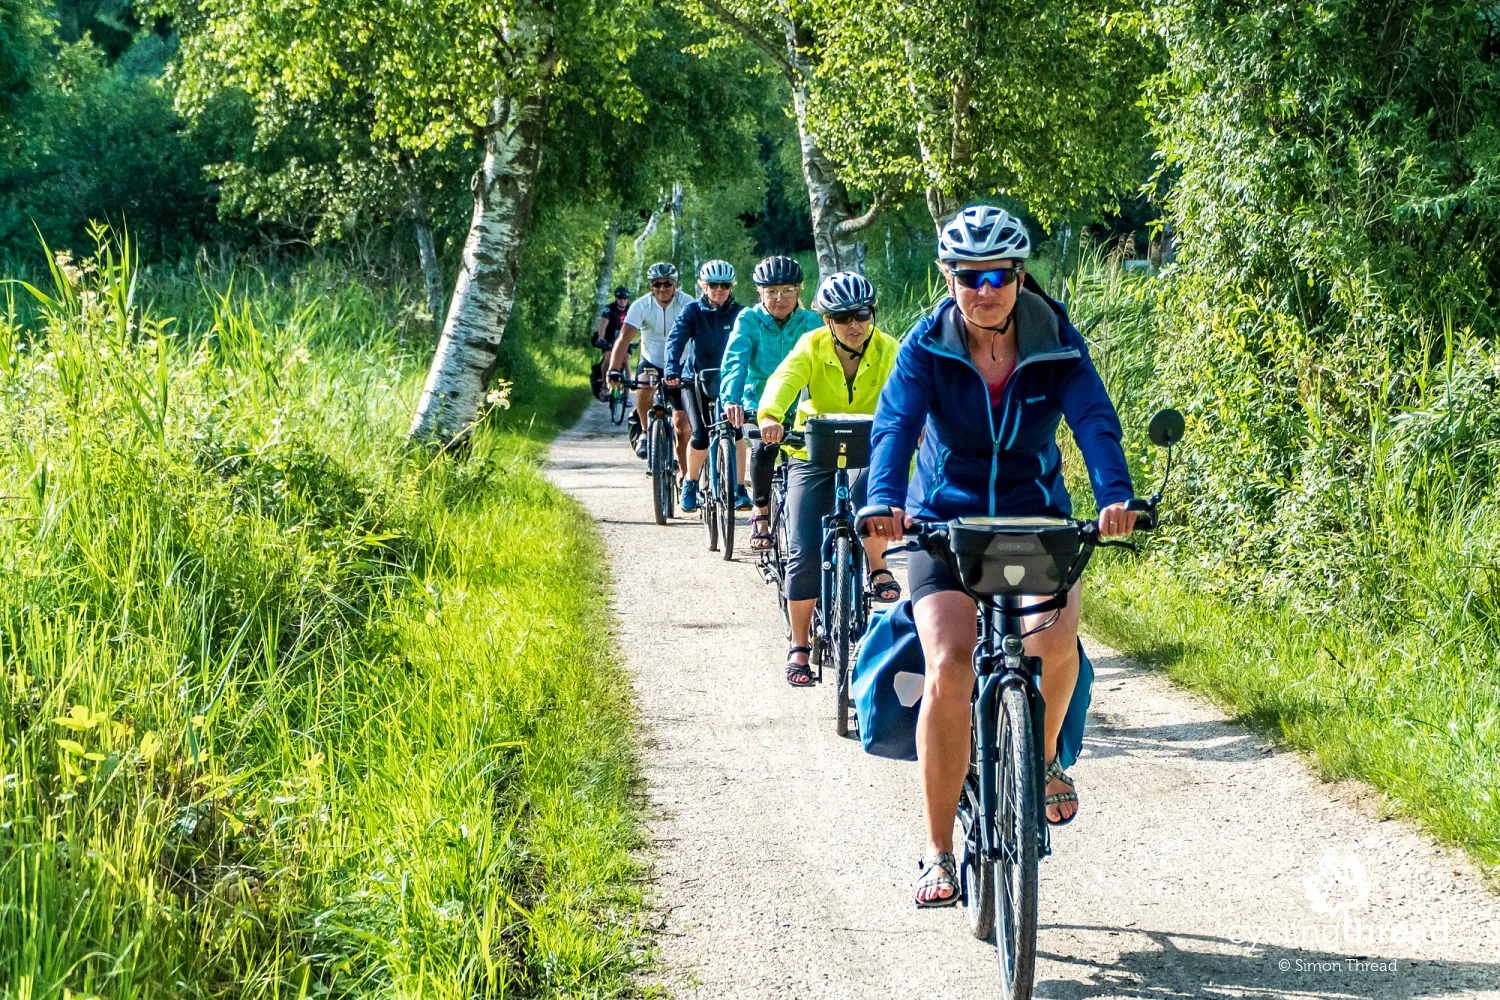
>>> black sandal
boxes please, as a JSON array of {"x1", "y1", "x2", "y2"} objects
[
  {"x1": 868, "y1": 568, "x2": 901, "y2": 603},
  {"x1": 786, "y1": 646, "x2": 814, "y2": 687},
  {"x1": 750, "y1": 514, "x2": 772, "y2": 551}
]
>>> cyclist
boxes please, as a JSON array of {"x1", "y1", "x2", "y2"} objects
[
  {"x1": 721, "y1": 255, "x2": 823, "y2": 552},
  {"x1": 594, "y1": 285, "x2": 640, "y2": 442},
  {"x1": 758, "y1": 271, "x2": 903, "y2": 687},
  {"x1": 664, "y1": 260, "x2": 749, "y2": 513},
  {"x1": 608, "y1": 263, "x2": 692, "y2": 467},
  {"x1": 862, "y1": 205, "x2": 1138, "y2": 907},
  {"x1": 593, "y1": 284, "x2": 631, "y2": 351}
]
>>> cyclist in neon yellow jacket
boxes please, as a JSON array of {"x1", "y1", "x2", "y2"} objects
[
  {"x1": 757, "y1": 271, "x2": 902, "y2": 687},
  {"x1": 721, "y1": 256, "x2": 824, "y2": 550}
]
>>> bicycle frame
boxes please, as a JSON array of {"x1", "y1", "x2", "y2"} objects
[{"x1": 815, "y1": 468, "x2": 868, "y2": 669}]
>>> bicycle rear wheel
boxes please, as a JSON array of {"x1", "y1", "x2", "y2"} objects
[
  {"x1": 609, "y1": 386, "x2": 626, "y2": 424},
  {"x1": 650, "y1": 416, "x2": 672, "y2": 526},
  {"x1": 717, "y1": 434, "x2": 735, "y2": 561},
  {"x1": 771, "y1": 485, "x2": 792, "y2": 640},
  {"x1": 702, "y1": 473, "x2": 719, "y2": 551},
  {"x1": 994, "y1": 684, "x2": 1039, "y2": 1000},
  {"x1": 833, "y1": 535, "x2": 854, "y2": 737}
]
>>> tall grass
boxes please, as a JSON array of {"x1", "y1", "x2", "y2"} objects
[
  {"x1": 1061, "y1": 244, "x2": 1500, "y2": 875},
  {"x1": 0, "y1": 231, "x2": 649, "y2": 997}
]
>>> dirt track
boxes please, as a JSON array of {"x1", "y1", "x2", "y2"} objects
[{"x1": 549, "y1": 400, "x2": 1500, "y2": 1000}]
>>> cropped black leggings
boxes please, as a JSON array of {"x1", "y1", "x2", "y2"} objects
[
  {"x1": 785, "y1": 458, "x2": 868, "y2": 602},
  {"x1": 679, "y1": 380, "x2": 713, "y2": 450},
  {"x1": 749, "y1": 441, "x2": 781, "y2": 508}
]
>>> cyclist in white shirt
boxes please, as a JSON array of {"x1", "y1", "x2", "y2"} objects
[{"x1": 609, "y1": 262, "x2": 694, "y2": 466}]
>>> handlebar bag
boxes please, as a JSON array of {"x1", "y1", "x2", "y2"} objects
[
  {"x1": 806, "y1": 413, "x2": 874, "y2": 470},
  {"x1": 851, "y1": 598, "x2": 1094, "y2": 769}
]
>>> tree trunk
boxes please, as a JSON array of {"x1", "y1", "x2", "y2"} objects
[
  {"x1": 789, "y1": 75, "x2": 863, "y2": 277},
  {"x1": 633, "y1": 202, "x2": 662, "y2": 289},
  {"x1": 408, "y1": 186, "x2": 445, "y2": 330},
  {"x1": 408, "y1": 89, "x2": 549, "y2": 446},
  {"x1": 593, "y1": 216, "x2": 620, "y2": 304}
]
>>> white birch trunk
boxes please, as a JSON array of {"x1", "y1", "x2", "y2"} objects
[
  {"x1": 789, "y1": 75, "x2": 862, "y2": 277},
  {"x1": 408, "y1": 186, "x2": 445, "y2": 329},
  {"x1": 633, "y1": 204, "x2": 662, "y2": 288},
  {"x1": 408, "y1": 89, "x2": 549, "y2": 446},
  {"x1": 593, "y1": 217, "x2": 620, "y2": 305}
]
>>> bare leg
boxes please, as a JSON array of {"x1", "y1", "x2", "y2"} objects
[
  {"x1": 913, "y1": 590, "x2": 978, "y2": 901},
  {"x1": 735, "y1": 438, "x2": 748, "y2": 487},
  {"x1": 1026, "y1": 579, "x2": 1082, "y2": 822},
  {"x1": 635, "y1": 387, "x2": 650, "y2": 430},
  {"x1": 672, "y1": 409, "x2": 690, "y2": 474},
  {"x1": 789, "y1": 598, "x2": 815, "y2": 660},
  {"x1": 686, "y1": 447, "x2": 708, "y2": 481}
]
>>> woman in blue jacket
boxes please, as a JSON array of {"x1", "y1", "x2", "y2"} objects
[{"x1": 862, "y1": 205, "x2": 1141, "y2": 908}]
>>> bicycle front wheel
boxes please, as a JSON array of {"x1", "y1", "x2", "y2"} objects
[
  {"x1": 650, "y1": 417, "x2": 672, "y2": 526},
  {"x1": 994, "y1": 683, "x2": 1040, "y2": 1000},
  {"x1": 717, "y1": 434, "x2": 735, "y2": 561},
  {"x1": 833, "y1": 535, "x2": 854, "y2": 737},
  {"x1": 609, "y1": 386, "x2": 626, "y2": 424},
  {"x1": 702, "y1": 474, "x2": 719, "y2": 551}
]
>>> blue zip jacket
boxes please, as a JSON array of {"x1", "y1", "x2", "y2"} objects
[
  {"x1": 665, "y1": 295, "x2": 743, "y2": 382},
  {"x1": 868, "y1": 289, "x2": 1133, "y2": 520},
  {"x1": 719, "y1": 304, "x2": 823, "y2": 409}
]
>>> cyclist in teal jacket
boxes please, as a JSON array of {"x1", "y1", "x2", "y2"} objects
[{"x1": 721, "y1": 256, "x2": 823, "y2": 550}]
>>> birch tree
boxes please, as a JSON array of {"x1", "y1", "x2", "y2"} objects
[
  {"x1": 689, "y1": 0, "x2": 886, "y2": 275},
  {"x1": 167, "y1": 0, "x2": 652, "y2": 446}
]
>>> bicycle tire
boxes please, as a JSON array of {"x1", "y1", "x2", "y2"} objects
[
  {"x1": 717, "y1": 434, "x2": 735, "y2": 561},
  {"x1": 609, "y1": 386, "x2": 626, "y2": 424},
  {"x1": 833, "y1": 535, "x2": 854, "y2": 737},
  {"x1": 772, "y1": 486, "x2": 792, "y2": 640},
  {"x1": 995, "y1": 683, "x2": 1039, "y2": 1000},
  {"x1": 702, "y1": 472, "x2": 718, "y2": 551},
  {"x1": 960, "y1": 751, "x2": 996, "y2": 941},
  {"x1": 650, "y1": 417, "x2": 672, "y2": 526}
]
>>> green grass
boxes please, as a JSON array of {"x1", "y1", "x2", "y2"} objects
[
  {"x1": 0, "y1": 234, "x2": 650, "y2": 998},
  {"x1": 1061, "y1": 246, "x2": 1500, "y2": 881}
]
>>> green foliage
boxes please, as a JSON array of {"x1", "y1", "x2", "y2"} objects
[
  {"x1": 0, "y1": 31, "x2": 224, "y2": 261},
  {"x1": 0, "y1": 235, "x2": 648, "y2": 997},
  {"x1": 805, "y1": 0, "x2": 1161, "y2": 227},
  {"x1": 1146, "y1": 0, "x2": 1500, "y2": 576}
]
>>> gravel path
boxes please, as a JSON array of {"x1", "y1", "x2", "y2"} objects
[{"x1": 550, "y1": 401, "x2": 1500, "y2": 1000}]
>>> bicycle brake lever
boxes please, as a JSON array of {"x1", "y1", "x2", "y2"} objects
[{"x1": 1096, "y1": 538, "x2": 1140, "y2": 553}]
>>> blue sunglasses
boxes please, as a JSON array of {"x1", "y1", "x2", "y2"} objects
[{"x1": 950, "y1": 265, "x2": 1023, "y2": 290}]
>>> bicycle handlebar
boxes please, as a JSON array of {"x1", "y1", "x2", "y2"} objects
[
  {"x1": 745, "y1": 426, "x2": 805, "y2": 447},
  {"x1": 853, "y1": 502, "x2": 1158, "y2": 543}
]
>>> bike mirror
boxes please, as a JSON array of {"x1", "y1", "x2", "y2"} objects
[{"x1": 1148, "y1": 409, "x2": 1184, "y2": 448}]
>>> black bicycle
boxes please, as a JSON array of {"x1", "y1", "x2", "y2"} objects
[
  {"x1": 614, "y1": 368, "x2": 676, "y2": 524},
  {"x1": 747, "y1": 419, "x2": 794, "y2": 639},
  {"x1": 805, "y1": 414, "x2": 875, "y2": 738},
  {"x1": 856, "y1": 408, "x2": 1182, "y2": 1000},
  {"x1": 693, "y1": 369, "x2": 738, "y2": 560}
]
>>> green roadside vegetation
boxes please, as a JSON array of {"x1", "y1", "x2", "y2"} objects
[
  {"x1": 0, "y1": 240, "x2": 650, "y2": 997},
  {"x1": 1062, "y1": 253, "x2": 1500, "y2": 878}
]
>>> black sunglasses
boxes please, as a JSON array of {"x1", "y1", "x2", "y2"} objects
[
  {"x1": 705, "y1": 281, "x2": 733, "y2": 290},
  {"x1": 828, "y1": 307, "x2": 874, "y2": 324},
  {"x1": 950, "y1": 265, "x2": 1023, "y2": 290},
  {"x1": 650, "y1": 280, "x2": 676, "y2": 289}
]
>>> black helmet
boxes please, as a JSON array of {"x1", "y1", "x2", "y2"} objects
[
  {"x1": 613, "y1": 285, "x2": 630, "y2": 297},
  {"x1": 812, "y1": 271, "x2": 877, "y2": 313},
  {"x1": 752, "y1": 255, "x2": 804, "y2": 286}
]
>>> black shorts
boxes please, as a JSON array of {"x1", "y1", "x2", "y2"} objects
[{"x1": 908, "y1": 547, "x2": 964, "y2": 605}]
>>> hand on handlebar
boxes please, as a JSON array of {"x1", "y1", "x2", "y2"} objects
[
  {"x1": 758, "y1": 416, "x2": 784, "y2": 444},
  {"x1": 725, "y1": 403, "x2": 745, "y2": 428},
  {"x1": 606, "y1": 368, "x2": 623, "y2": 385},
  {"x1": 862, "y1": 506, "x2": 912, "y2": 542},
  {"x1": 1096, "y1": 501, "x2": 1139, "y2": 538},
  {"x1": 664, "y1": 376, "x2": 680, "y2": 388}
]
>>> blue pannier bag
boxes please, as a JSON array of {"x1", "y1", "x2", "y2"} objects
[{"x1": 851, "y1": 599, "x2": 1093, "y2": 767}]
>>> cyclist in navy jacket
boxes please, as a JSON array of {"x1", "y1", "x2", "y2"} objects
[
  {"x1": 863, "y1": 205, "x2": 1140, "y2": 909},
  {"x1": 665, "y1": 259, "x2": 747, "y2": 512}
]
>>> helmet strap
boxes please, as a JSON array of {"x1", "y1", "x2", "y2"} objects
[
  {"x1": 959, "y1": 306, "x2": 1016, "y2": 362},
  {"x1": 833, "y1": 330, "x2": 868, "y2": 360}
]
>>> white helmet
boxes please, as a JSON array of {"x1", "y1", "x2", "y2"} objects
[
  {"x1": 937, "y1": 204, "x2": 1031, "y2": 263},
  {"x1": 699, "y1": 259, "x2": 735, "y2": 282}
]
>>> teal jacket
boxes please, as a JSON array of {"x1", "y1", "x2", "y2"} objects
[{"x1": 720, "y1": 304, "x2": 824, "y2": 410}]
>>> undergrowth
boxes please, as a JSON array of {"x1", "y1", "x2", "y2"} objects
[{"x1": 0, "y1": 230, "x2": 648, "y2": 998}]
